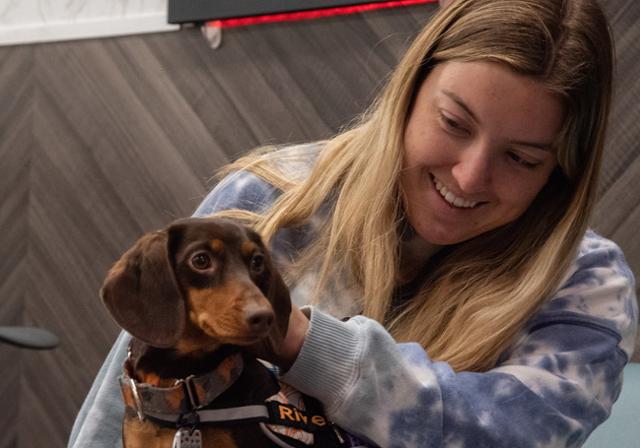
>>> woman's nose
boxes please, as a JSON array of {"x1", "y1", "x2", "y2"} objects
[{"x1": 451, "y1": 143, "x2": 493, "y2": 194}]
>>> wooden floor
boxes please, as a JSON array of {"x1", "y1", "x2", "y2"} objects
[{"x1": 0, "y1": 1, "x2": 638, "y2": 447}]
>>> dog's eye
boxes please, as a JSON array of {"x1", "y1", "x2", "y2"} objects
[
  {"x1": 250, "y1": 254, "x2": 265, "y2": 275},
  {"x1": 190, "y1": 252, "x2": 212, "y2": 271}
]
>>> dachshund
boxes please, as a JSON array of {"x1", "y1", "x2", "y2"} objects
[{"x1": 100, "y1": 217, "x2": 320, "y2": 448}]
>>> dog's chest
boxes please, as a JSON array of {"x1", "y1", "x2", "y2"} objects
[{"x1": 124, "y1": 413, "x2": 265, "y2": 448}]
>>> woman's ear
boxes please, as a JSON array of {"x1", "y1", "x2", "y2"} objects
[{"x1": 100, "y1": 230, "x2": 186, "y2": 348}]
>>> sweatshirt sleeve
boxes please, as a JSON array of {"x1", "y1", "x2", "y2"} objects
[
  {"x1": 281, "y1": 232, "x2": 638, "y2": 448},
  {"x1": 68, "y1": 171, "x2": 281, "y2": 448}
]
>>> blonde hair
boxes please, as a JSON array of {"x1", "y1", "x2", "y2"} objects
[{"x1": 216, "y1": 0, "x2": 613, "y2": 372}]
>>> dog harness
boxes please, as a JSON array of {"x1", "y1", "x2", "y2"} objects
[{"x1": 119, "y1": 352, "x2": 369, "y2": 448}]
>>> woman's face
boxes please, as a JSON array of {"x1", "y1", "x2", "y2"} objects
[{"x1": 401, "y1": 61, "x2": 564, "y2": 245}]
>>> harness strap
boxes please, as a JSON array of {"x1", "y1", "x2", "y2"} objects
[
  {"x1": 142, "y1": 403, "x2": 367, "y2": 448},
  {"x1": 145, "y1": 404, "x2": 268, "y2": 425},
  {"x1": 143, "y1": 402, "x2": 328, "y2": 430}
]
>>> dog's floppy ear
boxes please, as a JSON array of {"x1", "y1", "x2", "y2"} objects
[
  {"x1": 263, "y1": 253, "x2": 292, "y2": 348},
  {"x1": 100, "y1": 230, "x2": 185, "y2": 348},
  {"x1": 248, "y1": 255, "x2": 292, "y2": 363}
]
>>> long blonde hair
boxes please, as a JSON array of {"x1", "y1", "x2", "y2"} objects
[{"x1": 216, "y1": 0, "x2": 613, "y2": 372}]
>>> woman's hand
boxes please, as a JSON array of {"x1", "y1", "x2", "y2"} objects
[{"x1": 248, "y1": 304, "x2": 310, "y2": 370}]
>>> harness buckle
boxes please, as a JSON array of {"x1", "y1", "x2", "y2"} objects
[
  {"x1": 129, "y1": 377, "x2": 146, "y2": 421},
  {"x1": 177, "y1": 375, "x2": 202, "y2": 410}
]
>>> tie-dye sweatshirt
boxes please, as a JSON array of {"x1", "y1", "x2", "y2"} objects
[{"x1": 69, "y1": 144, "x2": 637, "y2": 448}]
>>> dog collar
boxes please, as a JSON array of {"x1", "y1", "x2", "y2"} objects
[{"x1": 119, "y1": 351, "x2": 244, "y2": 420}]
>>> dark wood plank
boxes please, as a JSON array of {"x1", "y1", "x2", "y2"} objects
[
  {"x1": 592, "y1": 0, "x2": 640, "y2": 360},
  {"x1": 0, "y1": 45, "x2": 32, "y2": 448},
  {"x1": 597, "y1": 0, "x2": 640, "y2": 194}
]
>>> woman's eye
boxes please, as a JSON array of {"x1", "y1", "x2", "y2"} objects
[
  {"x1": 439, "y1": 112, "x2": 468, "y2": 135},
  {"x1": 250, "y1": 254, "x2": 265, "y2": 274},
  {"x1": 190, "y1": 252, "x2": 212, "y2": 271},
  {"x1": 508, "y1": 152, "x2": 540, "y2": 170}
]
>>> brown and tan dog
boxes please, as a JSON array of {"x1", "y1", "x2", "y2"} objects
[{"x1": 101, "y1": 217, "x2": 294, "y2": 448}]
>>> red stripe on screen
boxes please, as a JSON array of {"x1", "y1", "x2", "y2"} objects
[{"x1": 206, "y1": 0, "x2": 436, "y2": 29}]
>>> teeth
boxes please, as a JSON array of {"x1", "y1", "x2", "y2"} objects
[{"x1": 433, "y1": 178, "x2": 479, "y2": 209}]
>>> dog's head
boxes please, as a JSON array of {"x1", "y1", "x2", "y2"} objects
[{"x1": 100, "y1": 218, "x2": 291, "y2": 353}]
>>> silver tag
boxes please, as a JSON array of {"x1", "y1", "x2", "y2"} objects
[{"x1": 172, "y1": 428, "x2": 202, "y2": 448}]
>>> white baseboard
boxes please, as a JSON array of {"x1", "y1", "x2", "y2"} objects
[{"x1": 0, "y1": 12, "x2": 179, "y2": 46}]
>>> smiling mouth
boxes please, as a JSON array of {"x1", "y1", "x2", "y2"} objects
[{"x1": 431, "y1": 175, "x2": 485, "y2": 209}]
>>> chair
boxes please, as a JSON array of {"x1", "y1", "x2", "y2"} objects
[
  {"x1": 0, "y1": 326, "x2": 59, "y2": 349},
  {"x1": 583, "y1": 363, "x2": 640, "y2": 448}
]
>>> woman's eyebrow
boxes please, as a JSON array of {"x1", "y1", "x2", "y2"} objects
[
  {"x1": 442, "y1": 90, "x2": 479, "y2": 123},
  {"x1": 510, "y1": 140, "x2": 553, "y2": 151},
  {"x1": 442, "y1": 90, "x2": 553, "y2": 151}
]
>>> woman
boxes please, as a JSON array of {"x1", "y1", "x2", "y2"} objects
[{"x1": 70, "y1": 0, "x2": 637, "y2": 446}]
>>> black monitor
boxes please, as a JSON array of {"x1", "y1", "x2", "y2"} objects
[{"x1": 168, "y1": 0, "x2": 399, "y2": 24}]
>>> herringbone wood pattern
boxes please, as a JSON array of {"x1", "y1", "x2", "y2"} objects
[
  {"x1": 0, "y1": 44, "x2": 32, "y2": 448},
  {"x1": 0, "y1": 1, "x2": 638, "y2": 447}
]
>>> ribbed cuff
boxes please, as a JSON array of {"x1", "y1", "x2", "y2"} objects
[{"x1": 280, "y1": 308, "x2": 362, "y2": 414}]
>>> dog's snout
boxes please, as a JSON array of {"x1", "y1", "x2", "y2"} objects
[{"x1": 245, "y1": 306, "x2": 274, "y2": 334}]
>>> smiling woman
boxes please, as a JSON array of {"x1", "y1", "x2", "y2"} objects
[{"x1": 401, "y1": 61, "x2": 563, "y2": 246}]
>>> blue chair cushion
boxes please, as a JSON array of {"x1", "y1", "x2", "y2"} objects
[{"x1": 583, "y1": 363, "x2": 640, "y2": 447}]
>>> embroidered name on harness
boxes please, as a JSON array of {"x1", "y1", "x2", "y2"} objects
[{"x1": 267, "y1": 402, "x2": 327, "y2": 430}]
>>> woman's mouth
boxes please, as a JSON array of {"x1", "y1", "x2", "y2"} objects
[{"x1": 432, "y1": 176, "x2": 482, "y2": 209}]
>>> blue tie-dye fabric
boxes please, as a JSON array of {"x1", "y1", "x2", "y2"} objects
[{"x1": 68, "y1": 144, "x2": 637, "y2": 448}]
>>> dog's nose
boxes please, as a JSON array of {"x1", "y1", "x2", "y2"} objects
[{"x1": 245, "y1": 308, "x2": 274, "y2": 334}]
